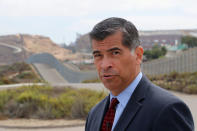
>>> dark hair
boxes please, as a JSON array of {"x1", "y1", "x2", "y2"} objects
[{"x1": 89, "y1": 17, "x2": 140, "y2": 50}]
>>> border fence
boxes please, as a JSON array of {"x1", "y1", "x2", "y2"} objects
[
  {"x1": 26, "y1": 53, "x2": 97, "y2": 83},
  {"x1": 142, "y1": 47, "x2": 197, "y2": 75}
]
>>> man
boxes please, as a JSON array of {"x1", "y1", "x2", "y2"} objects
[{"x1": 85, "y1": 17, "x2": 194, "y2": 131}]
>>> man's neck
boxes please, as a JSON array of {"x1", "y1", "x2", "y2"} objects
[{"x1": 111, "y1": 71, "x2": 142, "y2": 96}]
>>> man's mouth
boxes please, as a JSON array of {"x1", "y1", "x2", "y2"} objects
[
  {"x1": 102, "y1": 75, "x2": 115, "y2": 79},
  {"x1": 104, "y1": 75, "x2": 111, "y2": 77}
]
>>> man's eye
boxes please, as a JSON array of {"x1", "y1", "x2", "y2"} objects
[
  {"x1": 93, "y1": 54, "x2": 102, "y2": 58},
  {"x1": 112, "y1": 51, "x2": 120, "y2": 55}
]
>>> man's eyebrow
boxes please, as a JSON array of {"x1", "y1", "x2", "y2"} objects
[
  {"x1": 107, "y1": 47, "x2": 122, "y2": 52},
  {"x1": 92, "y1": 47, "x2": 121, "y2": 55},
  {"x1": 92, "y1": 50, "x2": 100, "y2": 55}
]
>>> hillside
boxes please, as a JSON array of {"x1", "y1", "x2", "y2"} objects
[
  {"x1": 22, "y1": 34, "x2": 72, "y2": 60},
  {"x1": 0, "y1": 34, "x2": 74, "y2": 65}
]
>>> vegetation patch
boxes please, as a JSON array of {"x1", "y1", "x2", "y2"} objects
[
  {"x1": 0, "y1": 85, "x2": 107, "y2": 119},
  {"x1": 143, "y1": 45, "x2": 167, "y2": 61},
  {"x1": 83, "y1": 72, "x2": 197, "y2": 94},
  {"x1": 181, "y1": 35, "x2": 197, "y2": 48},
  {"x1": 82, "y1": 78, "x2": 101, "y2": 83},
  {"x1": 0, "y1": 62, "x2": 42, "y2": 85},
  {"x1": 149, "y1": 72, "x2": 197, "y2": 94}
]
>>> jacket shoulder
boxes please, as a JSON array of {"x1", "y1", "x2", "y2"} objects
[
  {"x1": 144, "y1": 80, "x2": 194, "y2": 130},
  {"x1": 89, "y1": 96, "x2": 109, "y2": 116},
  {"x1": 85, "y1": 96, "x2": 109, "y2": 131}
]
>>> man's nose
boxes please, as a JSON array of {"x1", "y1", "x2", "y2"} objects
[{"x1": 100, "y1": 57, "x2": 112, "y2": 70}]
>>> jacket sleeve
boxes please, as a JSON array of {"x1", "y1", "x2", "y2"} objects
[{"x1": 153, "y1": 101, "x2": 194, "y2": 131}]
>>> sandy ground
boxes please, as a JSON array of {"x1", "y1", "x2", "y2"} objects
[
  {"x1": 0, "y1": 119, "x2": 85, "y2": 128},
  {"x1": 0, "y1": 126, "x2": 85, "y2": 131},
  {"x1": 0, "y1": 119, "x2": 85, "y2": 131}
]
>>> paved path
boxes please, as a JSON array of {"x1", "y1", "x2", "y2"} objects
[
  {"x1": 0, "y1": 83, "x2": 108, "y2": 94},
  {"x1": 0, "y1": 83, "x2": 45, "y2": 90},
  {"x1": 0, "y1": 126, "x2": 85, "y2": 131},
  {"x1": 0, "y1": 83, "x2": 106, "y2": 91},
  {"x1": 0, "y1": 42, "x2": 22, "y2": 53}
]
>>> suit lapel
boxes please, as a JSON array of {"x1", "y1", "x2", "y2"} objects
[
  {"x1": 114, "y1": 75, "x2": 149, "y2": 131},
  {"x1": 95, "y1": 96, "x2": 110, "y2": 131}
]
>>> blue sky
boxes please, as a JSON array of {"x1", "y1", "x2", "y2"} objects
[{"x1": 0, "y1": 0, "x2": 197, "y2": 45}]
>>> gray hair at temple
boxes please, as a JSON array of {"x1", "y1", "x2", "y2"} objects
[{"x1": 89, "y1": 17, "x2": 140, "y2": 50}]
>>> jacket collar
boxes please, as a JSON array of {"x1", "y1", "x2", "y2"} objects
[
  {"x1": 95, "y1": 96, "x2": 110, "y2": 131},
  {"x1": 113, "y1": 75, "x2": 150, "y2": 131}
]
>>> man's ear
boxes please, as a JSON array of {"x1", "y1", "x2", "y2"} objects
[{"x1": 135, "y1": 46, "x2": 144, "y2": 64}]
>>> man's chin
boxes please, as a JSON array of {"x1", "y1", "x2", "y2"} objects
[{"x1": 103, "y1": 81, "x2": 118, "y2": 90}]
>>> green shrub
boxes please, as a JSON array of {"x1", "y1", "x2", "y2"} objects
[
  {"x1": 16, "y1": 71, "x2": 35, "y2": 79},
  {"x1": 0, "y1": 62, "x2": 42, "y2": 85},
  {"x1": 0, "y1": 91, "x2": 10, "y2": 111},
  {"x1": 1, "y1": 77, "x2": 12, "y2": 84},
  {"x1": 0, "y1": 85, "x2": 107, "y2": 119},
  {"x1": 149, "y1": 72, "x2": 197, "y2": 94},
  {"x1": 183, "y1": 84, "x2": 197, "y2": 94}
]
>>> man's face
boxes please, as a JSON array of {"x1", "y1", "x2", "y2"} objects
[{"x1": 92, "y1": 31, "x2": 143, "y2": 96}]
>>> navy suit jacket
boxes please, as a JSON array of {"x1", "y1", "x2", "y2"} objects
[{"x1": 85, "y1": 75, "x2": 194, "y2": 131}]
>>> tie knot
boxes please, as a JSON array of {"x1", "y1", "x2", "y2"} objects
[{"x1": 110, "y1": 98, "x2": 119, "y2": 109}]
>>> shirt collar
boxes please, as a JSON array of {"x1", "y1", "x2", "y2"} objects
[{"x1": 110, "y1": 72, "x2": 142, "y2": 107}]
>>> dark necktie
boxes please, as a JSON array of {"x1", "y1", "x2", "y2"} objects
[{"x1": 101, "y1": 98, "x2": 119, "y2": 131}]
